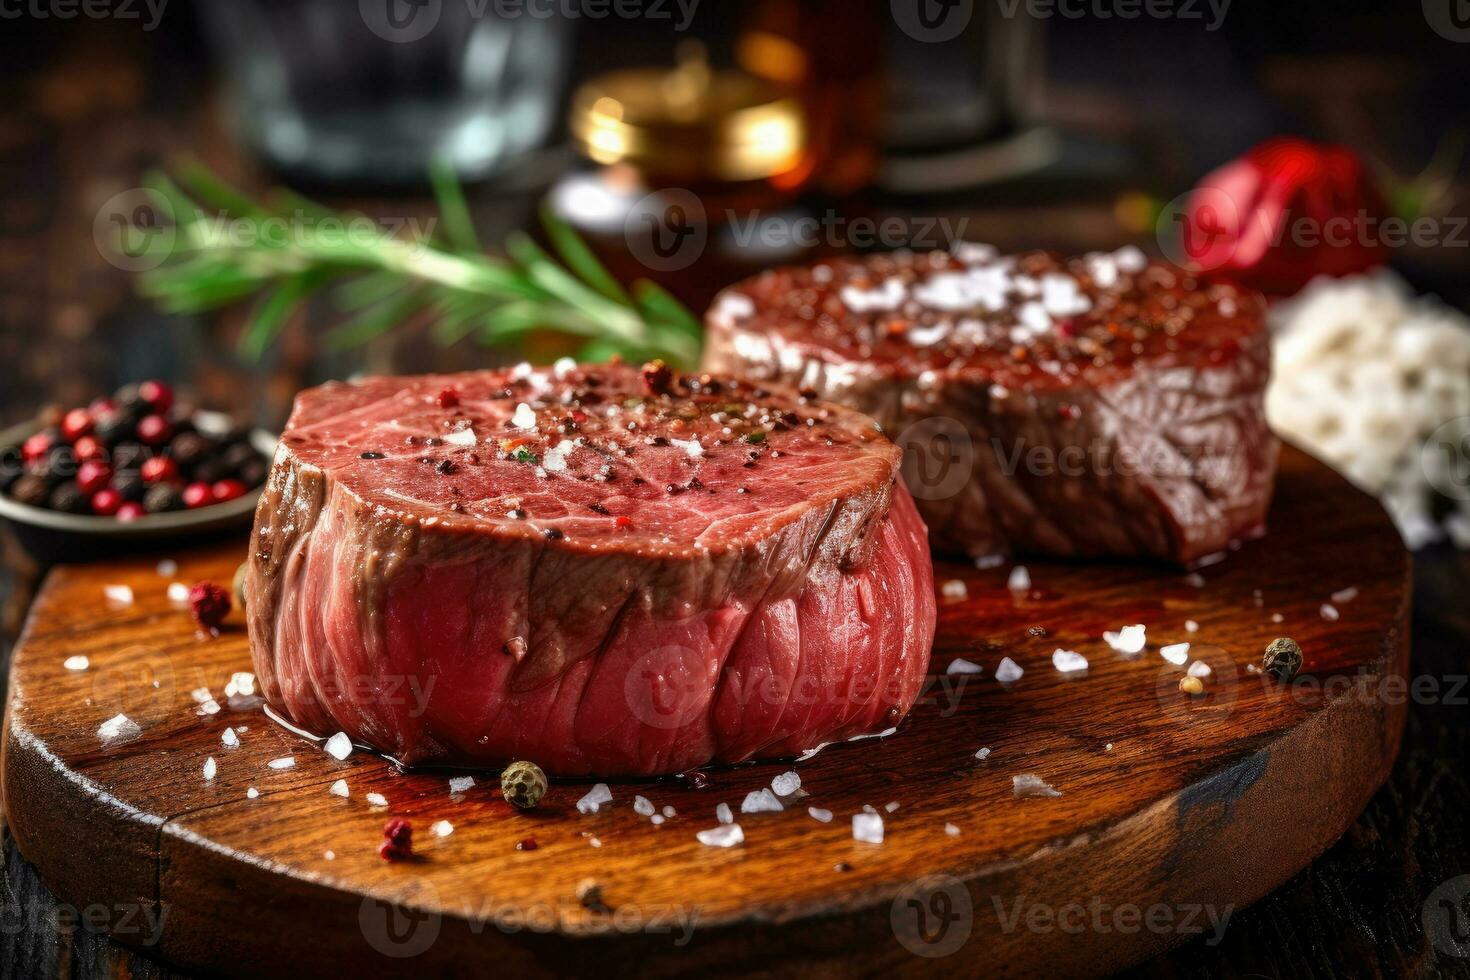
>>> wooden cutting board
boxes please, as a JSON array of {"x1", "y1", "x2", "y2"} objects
[{"x1": 0, "y1": 446, "x2": 1411, "y2": 978}]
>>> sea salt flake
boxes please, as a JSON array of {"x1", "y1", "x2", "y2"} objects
[
  {"x1": 329, "y1": 779, "x2": 349, "y2": 798},
  {"x1": 945, "y1": 823, "x2": 961, "y2": 837},
  {"x1": 511, "y1": 403, "x2": 537, "y2": 429},
  {"x1": 324, "y1": 733, "x2": 353, "y2": 761},
  {"x1": 741, "y1": 789, "x2": 784, "y2": 814},
  {"x1": 670, "y1": 437, "x2": 704, "y2": 459},
  {"x1": 651, "y1": 814, "x2": 666, "y2": 826},
  {"x1": 366, "y1": 792, "x2": 388, "y2": 807},
  {"x1": 553, "y1": 356, "x2": 577, "y2": 379},
  {"x1": 246, "y1": 787, "x2": 259, "y2": 799},
  {"x1": 1012, "y1": 774, "x2": 1063, "y2": 798},
  {"x1": 1185, "y1": 619, "x2": 1200, "y2": 633},
  {"x1": 975, "y1": 746, "x2": 991, "y2": 760},
  {"x1": 1320, "y1": 603, "x2": 1341, "y2": 622},
  {"x1": 995, "y1": 657, "x2": 1024, "y2": 684},
  {"x1": 634, "y1": 795, "x2": 656, "y2": 816},
  {"x1": 771, "y1": 771, "x2": 801, "y2": 797},
  {"x1": 947, "y1": 658, "x2": 983, "y2": 675},
  {"x1": 64, "y1": 655, "x2": 89, "y2": 671},
  {"x1": 268, "y1": 756, "x2": 295, "y2": 770},
  {"x1": 697, "y1": 824, "x2": 745, "y2": 848},
  {"x1": 443, "y1": 428, "x2": 477, "y2": 447},
  {"x1": 1272, "y1": 613, "x2": 1285, "y2": 623},
  {"x1": 941, "y1": 579, "x2": 968, "y2": 601},
  {"x1": 885, "y1": 801, "x2": 900, "y2": 813},
  {"x1": 448, "y1": 775, "x2": 475, "y2": 795},
  {"x1": 225, "y1": 672, "x2": 256, "y2": 697},
  {"x1": 98, "y1": 713, "x2": 140, "y2": 744},
  {"x1": 104, "y1": 584, "x2": 134, "y2": 605},
  {"x1": 716, "y1": 802, "x2": 733, "y2": 824},
  {"x1": 324, "y1": 850, "x2": 335, "y2": 860},
  {"x1": 663, "y1": 806, "x2": 676, "y2": 818},
  {"x1": 167, "y1": 583, "x2": 190, "y2": 603},
  {"x1": 1187, "y1": 660, "x2": 1213, "y2": 678},
  {"x1": 974, "y1": 554, "x2": 1006, "y2": 569},
  {"x1": 1007, "y1": 566, "x2": 1031, "y2": 592},
  {"x1": 577, "y1": 783, "x2": 613, "y2": 814},
  {"x1": 1052, "y1": 649, "x2": 1089, "y2": 674},
  {"x1": 588, "y1": 837, "x2": 602, "y2": 848},
  {"x1": 1104, "y1": 624, "x2": 1147, "y2": 655},
  {"x1": 155, "y1": 559, "x2": 178, "y2": 577},
  {"x1": 432, "y1": 820, "x2": 454, "y2": 838},
  {"x1": 203, "y1": 757, "x2": 217, "y2": 781},
  {"x1": 852, "y1": 812, "x2": 884, "y2": 844},
  {"x1": 808, "y1": 807, "x2": 833, "y2": 823},
  {"x1": 221, "y1": 727, "x2": 239, "y2": 748},
  {"x1": 1161, "y1": 643, "x2": 1190, "y2": 666}
]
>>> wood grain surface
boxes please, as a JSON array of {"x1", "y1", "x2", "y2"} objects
[{"x1": 0, "y1": 446, "x2": 1412, "y2": 977}]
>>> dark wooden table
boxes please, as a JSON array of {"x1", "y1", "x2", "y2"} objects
[{"x1": 2, "y1": 9, "x2": 1468, "y2": 979}]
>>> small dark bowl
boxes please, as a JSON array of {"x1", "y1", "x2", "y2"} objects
[{"x1": 0, "y1": 412, "x2": 275, "y2": 565}]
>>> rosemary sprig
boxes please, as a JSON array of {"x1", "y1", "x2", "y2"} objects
[{"x1": 124, "y1": 162, "x2": 703, "y2": 367}]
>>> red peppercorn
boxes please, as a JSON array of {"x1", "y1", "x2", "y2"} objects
[
  {"x1": 115, "y1": 502, "x2": 146, "y2": 522},
  {"x1": 641, "y1": 359, "x2": 673, "y2": 397},
  {"x1": 88, "y1": 397, "x2": 115, "y2": 417},
  {"x1": 141, "y1": 456, "x2": 181, "y2": 485},
  {"x1": 615, "y1": 515, "x2": 632, "y2": 530},
  {"x1": 435, "y1": 386, "x2": 460, "y2": 409},
  {"x1": 90, "y1": 488, "x2": 123, "y2": 516},
  {"x1": 76, "y1": 460, "x2": 113, "y2": 496},
  {"x1": 21, "y1": 432, "x2": 52, "y2": 463},
  {"x1": 188, "y1": 581, "x2": 231, "y2": 632},
  {"x1": 137, "y1": 380, "x2": 174, "y2": 413},
  {"x1": 61, "y1": 408, "x2": 93, "y2": 442},
  {"x1": 136, "y1": 414, "x2": 173, "y2": 446},
  {"x1": 516, "y1": 836, "x2": 539, "y2": 851},
  {"x1": 71, "y1": 436, "x2": 104, "y2": 463},
  {"x1": 379, "y1": 818, "x2": 413, "y2": 861},
  {"x1": 211, "y1": 479, "x2": 248, "y2": 503},
  {"x1": 182, "y1": 482, "x2": 215, "y2": 509}
]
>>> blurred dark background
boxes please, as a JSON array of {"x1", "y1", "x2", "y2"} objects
[{"x1": 0, "y1": 1, "x2": 1468, "y2": 976}]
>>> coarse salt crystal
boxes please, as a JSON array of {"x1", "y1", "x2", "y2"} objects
[
  {"x1": 1104, "y1": 742, "x2": 1114, "y2": 752},
  {"x1": 975, "y1": 746, "x2": 991, "y2": 760},
  {"x1": 808, "y1": 807, "x2": 833, "y2": 823},
  {"x1": 324, "y1": 733, "x2": 353, "y2": 761},
  {"x1": 651, "y1": 814, "x2": 666, "y2": 826},
  {"x1": 329, "y1": 779, "x2": 348, "y2": 798},
  {"x1": 697, "y1": 824, "x2": 745, "y2": 848},
  {"x1": 1160, "y1": 643, "x2": 1190, "y2": 666},
  {"x1": 203, "y1": 757, "x2": 217, "y2": 781},
  {"x1": 448, "y1": 775, "x2": 475, "y2": 795},
  {"x1": 671, "y1": 437, "x2": 704, "y2": 459},
  {"x1": 1052, "y1": 649, "x2": 1088, "y2": 674},
  {"x1": 947, "y1": 658, "x2": 983, "y2": 675},
  {"x1": 588, "y1": 837, "x2": 602, "y2": 848},
  {"x1": 1188, "y1": 660, "x2": 1213, "y2": 678},
  {"x1": 443, "y1": 428, "x2": 477, "y2": 447},
  {"x1": 64, "y1": 655, "x2": 89, "y2": 671},
  {"x1": 663, "y1": 805, "x2": 675, "y2": 818},
  {"x1": 365, "y1": 792, "x2": 388, "y2": 807},
  {"x1": 196, "y1": 699, "x2": 221, "y2": 717},
  {"x1": 104, "y1": 585, "x2": 133, "y2": 605},
  {"x1": 1185, "y1": 620, "x2": 1200, "y2": 633},
  {"x1": 432, "y1": 820, "x2": 454, "y2": 838},
  {"x1": 634, "y1": 795, "x2": 656, "y2": 816},
  {"x1": 221, "y1": 727, "x2": 239, "y2": 748},
  {"x1": 771, "y1": 771, "x2": 801, "y2": 797},
  {"x1": 974, "y1": 554, "x2": 1006, "y2": 569},
  {"x1": 577, "y1": 783, "x2": 613, "y2": 814},
  {"x1": 268, "y1": 756, "x2": 295, "y2": 770},
  {"x1": 995, "y1": 657, "x2": 1024, "y2": 684},
  {"x1": 324, "y1": 850, "x2": 335, "y2": 860},
  {"x1": 225, "y1": 672, "x2": 256, "y2": 697},
  {"x1": 156, "y1": 559, "x2": 178, "y2": 577},
  {"x1": 167, "y1": 583, "x2": 190, "y2": 604},
  {"x1": 246, "y1": 787, "x2": 259, "y2": 799},
  {"x1": 941, "y1": 579, "x2": 968, "y2": 601},
  {"x1": 716, "y1": 802, "x2": 733, "y2": 824},
  {"x1": 852, "y1": 812, "x2": 884, "y2": 844},
  {"x1": 741, "y1": 789, "x2": 783, "y2": 814},
  {"x1": 1272, "y1": 613, "x2": 1285, "y2": 623},
  {"x1": 885, "y1": 801, "x2": 900, "y2": 813},
  {"x1": 511, "y1": 403, "x2": 537, "y2": 429},
  {"x1": 553, "y1": 356, "x2": 577, "y2": 379},
  {"x1": 945, "y1": 823, "x2": 961, "y2": 837},
  {"x1": 1321, "y1": 603, "x2": 1341, "y2": 621},
  {"x1": 1104, "y1": 625, "x2": 1147, "y2": 655},
  {"x1": 1007, "y1": 566, "x2": 1031, "y2": 592},
  {"x1": 98, "y1": 713, "x2": 139, "y2": 744},
  {"x1": 1012, "y1": 774, "x2": 1063, "y2": 798}
]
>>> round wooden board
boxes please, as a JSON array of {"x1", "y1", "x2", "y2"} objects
[{"x1": 1, "y1": 446, "x2": 1411, "y2": 978}]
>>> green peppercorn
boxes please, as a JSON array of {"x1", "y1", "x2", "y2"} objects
[
  {"x1": 1263, "y1": 637, "x2": 1303, "y2": 681},
  {"x1": 501, "y1": 760, "x2": 547, "y2": 809}
]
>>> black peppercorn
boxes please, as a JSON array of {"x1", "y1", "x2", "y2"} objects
[
  {"x1": 501, "y1": 760, "x2": 548, "y2": 809},
  {"x1": 48, "y1": 481, "x2": 90, "y2": 514},
  {"x1": 112, "y1": 470, "x2": 146, "y2": 503},
  {"x1": 143, "y1": 483, "x2": 184, "y2": 514},
  {"x1": 169, "y1": 432, "x2": 213, "y2": 469},
  {"x1": 93, "y1": 412, "x2": 132, "y2": 447},
  {"x1": 112, "y1": 384, "x2": 149, "y2": 423},
  {"x1": 1263, "y1": 637, "x2": 1303, "y2": 681},
  {"x1": 9, "y1": 474, "x2": 50, "y2": 507},
  {"x1": 111, "y1": 442, "x2": 148, "y2": 472}
]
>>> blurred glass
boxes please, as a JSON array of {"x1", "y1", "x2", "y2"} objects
[{"x1": 200, "y1": 0, "x2": 571, "y2": 186}]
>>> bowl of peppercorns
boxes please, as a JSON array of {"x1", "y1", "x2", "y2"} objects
[{"x1": 0, "y1": 381, "x2": 275, "y2": 563}]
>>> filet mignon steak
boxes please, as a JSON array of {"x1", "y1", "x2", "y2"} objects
[
  {"x1": 245, "y1": 362, "x2": 935, "y2": 775},
  {"x1": 704, "y1": 246, "x2": 1279, "y2": 565}
]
